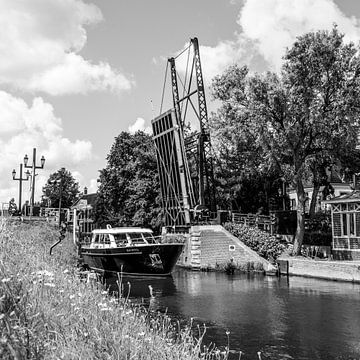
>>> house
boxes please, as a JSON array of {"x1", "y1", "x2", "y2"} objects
[
  {"x1": 288, "y1": 169, "x2": 353, "y2": 213},
  {"x1": 323, "y1": 191, "x2": 360, "y2": 260},
  {"x1": 71, "y1": 187, "x2": 97, "y2": 235}
]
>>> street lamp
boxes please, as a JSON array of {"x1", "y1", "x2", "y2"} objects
[
  {"x1": 12, "y1": 164, "x2": 30, "y2": 214},
  {"x1": 24, "y1": 148, "x2": 45, "y2": 216}
]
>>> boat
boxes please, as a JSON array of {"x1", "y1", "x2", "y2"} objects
[{"x1": 80, "y1": 225, "x2": 184, "y2": 276}]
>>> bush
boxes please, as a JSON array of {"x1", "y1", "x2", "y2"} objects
[
  {"x1": 303, "y1": 232, "x2": 332, "y2": 246},
  {"x1": 223, "y1": 222, "x2": 285, "y2": 262}
]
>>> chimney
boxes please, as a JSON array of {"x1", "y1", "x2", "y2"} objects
[{"x1": 84, "y1": 186, "x2": 88, "y2": 195}]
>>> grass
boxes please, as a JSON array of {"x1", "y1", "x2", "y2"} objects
[{"x1": 0, "y1": 219, "x2": 229, "y2": 360}]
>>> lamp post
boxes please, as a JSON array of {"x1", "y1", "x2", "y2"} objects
[
  {"x1": 24, "y1": 148, "x2": 45, "y2": 216},
  {"x1": 12, "y1": 164, "x2": 30, "y2": 214}
]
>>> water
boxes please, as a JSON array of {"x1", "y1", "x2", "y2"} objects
[{"x1": 106, "y1": 269, "x2": 360, "y2": 360}]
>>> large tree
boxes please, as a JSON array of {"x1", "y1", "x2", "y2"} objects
[
  {"x1": 211, "y1": 27, "x2": 360, "y2": 255},
  {"x1": 94, "y1": 131, "x2": 162, "y2": 230},
  {"x1": 42, "y1": 168, "x2": 80, "y2": 208}
]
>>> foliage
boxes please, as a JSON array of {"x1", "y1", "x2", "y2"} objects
[
  {"x1": 303, "y1": 232, "x2": 332, "y2": 247},
  {"x1": 0, "y1": 220, "x2": 228, "y2": 360},
  {"x1": 223, "y1": 222, "x2": 285, "y2": 262},
  {"x1": 94, "y1": 131, "x2": 162, "y2": 231},
  {"x1": 224, "y1": 260, "x2": 264, "y2": 274},
  {"x1": 42, "y1": 168, "x2": 80, "y2": 208},
  {"x1": 212, "y1": 26, "x2": 360, "y2": 254}
]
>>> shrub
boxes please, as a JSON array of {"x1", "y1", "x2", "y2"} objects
[{"x1": 223, "y1": 222, "x2": 285, "y2": 262}]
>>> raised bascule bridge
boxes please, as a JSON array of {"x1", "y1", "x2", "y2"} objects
[{"x1": 151, "y1": 38, "x2": 274, "y2": 273}]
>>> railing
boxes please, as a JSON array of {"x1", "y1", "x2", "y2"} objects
[{"x1": 231, "y1": 212, "x2": 276, "y2": 234}]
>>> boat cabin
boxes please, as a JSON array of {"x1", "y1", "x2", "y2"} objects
[{"x1": 89, "y1": 227, "x2": 158, "y2": 249}]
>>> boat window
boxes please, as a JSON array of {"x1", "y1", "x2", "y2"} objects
[
  {"x1": 114, "y1": 233, "x2": 127, "y2": 246},
  {"x1": 94, "y1": 234, "x2": 100, "y2": 243},
  {"x1": 128, "y1": 233, "x2": 145, "y2": 244},
  {"x1": 143, "y1": 232, "x2": 156, "y2": 244},
  {"x1": 104, "y1": 234, "x2": 110, "y2": 244}
]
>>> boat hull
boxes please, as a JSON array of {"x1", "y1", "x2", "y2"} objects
[{"x1": 80, "y1": 244, "x2": 184, "y2": 276}]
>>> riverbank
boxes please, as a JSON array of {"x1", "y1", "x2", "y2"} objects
[
  {"x1": 278, "y1": 255, "x2": 360, "y2": 283},
  {"x1": 0, "y1": 220, "x2": 228, "y2": 359}
]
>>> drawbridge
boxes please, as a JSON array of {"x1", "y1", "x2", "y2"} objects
[{"x1": 152, "y1": 38, "x2": 216, "y2": 231}]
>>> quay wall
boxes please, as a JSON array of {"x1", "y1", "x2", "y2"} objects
[
  {"x1": 177, "y1": 225, "x2": 276, "y2": 273},
  {"x1": 279, "y1": 257, "x2": 360, "y2": 283}
]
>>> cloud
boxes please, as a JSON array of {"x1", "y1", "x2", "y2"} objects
[
  {"x1": 0, "y1": 0, "x2": 133, "y2": 95},
  {"x1": 0, "y1": 91, "x2": 93, "y2": 203},
  {"x1": 174, "y1": 0, "x2": 360, "y2": 84},
  {"x1": 128, "y1": 117, "x2": 152, "y2": 134},
  {"x1": 238, "y1": 0, "x2": 360, "y2": 71}
]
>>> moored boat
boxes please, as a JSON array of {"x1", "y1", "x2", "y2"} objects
[{"x1": 80, "y1": 225, "x2": 184, "y2": 276}]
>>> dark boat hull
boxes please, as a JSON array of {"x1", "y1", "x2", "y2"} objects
[{"x1": 80, "y1": 244, "x2": 184, "y2": 276}]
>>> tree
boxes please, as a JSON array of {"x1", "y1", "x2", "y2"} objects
[
  {"x1": 211, "y1": 27, "x2": 360, "y2": 255},
  {"x1": 42, "y1": 168, "x2": 80, "y2": 208},
  {"x1": 210, "y1": 68, "x2": 284, "y2": 214},
  {"x1": 94, "y1": 131, "x2": 162, "y2": 231}
]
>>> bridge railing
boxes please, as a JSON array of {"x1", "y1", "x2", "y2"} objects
[{"x1": 231, "y1": 212, "x2": 276, "y2": 234}]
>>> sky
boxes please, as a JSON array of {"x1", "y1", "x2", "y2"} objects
[{"x1": 1, "y1": 0, "x2": 360, "y2": 206}]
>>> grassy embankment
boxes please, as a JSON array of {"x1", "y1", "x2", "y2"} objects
[{"x1": 0, "y1": 220, "x2": 228, "y2": 360}]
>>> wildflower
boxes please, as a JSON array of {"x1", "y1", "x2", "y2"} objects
[
  {"x1": 100, "y1": 307, "x2": 111, "y2": 311},
  {"x1": 10, "y1": 311, "x2": 15, "y2": 317},
  {"x1": 63, "y1": 269, "x2": 69, "y2": 274},
  {"x1": 1, "y1": 278, "x2": 10, "y2": 283},
  {"x1": 69, "y1": 295, "x2": 75, "y2": 300},
  {"x1": 37, "y1": 270, "x2": 54, "y2": 277},
  {"x1": 0, "y1": 314, "x2": 4, "y2": 320},
  {"x1": 44, "y1": 283, "x2": 55, "y2": 287},
  {"x1": 101, "y1": 291, "x2": 107, "y2": 295},
  {"x1": 138, "y1": 332, "x2": 145, "y2": 336},
  {"x1": 226, "y1": 330, "x2": 230, "y2": 336}
]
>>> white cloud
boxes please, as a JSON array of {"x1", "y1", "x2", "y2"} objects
[
  {"x1": 238, "y1": 0, "x2": 360, "y2": 71},
  {"x1": 128, "y1": 117, "x2": 152, "y2": 134},
  {"x1": 174, "y1": 0, "x2": 360, "y2": 84},
  {"x1": 0, "y1": 0, "x2": 133, "y2": 95},
  {"x1": 0, "y1": 91, "x2": 93, "y2": 204}
]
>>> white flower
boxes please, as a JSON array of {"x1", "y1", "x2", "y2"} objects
[
  {"x1": 44, "y1": 283, "x2": 55, "y2": 288},
  {"x1": 37, "y1": 270, "x2": 54, "y2": 277},
  {"x1": 1, "y1": 278, "x2": 10, "y2": 283}
]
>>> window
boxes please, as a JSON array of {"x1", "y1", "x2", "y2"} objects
[
  {"x1": 128, "y1": 233, "x2": 145, "y2": 244},
  {"x1": 342, "y1": 213, "x2": 348, "y2": 236},
  {"x1": 143, "y1": 233, "x2": 156, "y2": 244},
  {"x1": 104, "y1": 234, "x2": 110, "y2": 245},
  {"x1": 114, "y1": 233, "x2": 127, "y2": 246}
]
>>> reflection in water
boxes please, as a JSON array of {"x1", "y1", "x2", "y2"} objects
[{"x1": 105, "y1": 270, "x2": 360, "y2": 360}]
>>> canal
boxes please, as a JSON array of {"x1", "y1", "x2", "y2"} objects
[{"x1": 107, "y1": 269, "x2": 360, "y2": 360}]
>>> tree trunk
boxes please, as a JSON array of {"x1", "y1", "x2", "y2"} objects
[
  {"x1": 292, "y1": 174, "x2": 306, "y2": 256},
  {"x1": 309, "y1": 182, "x2": 320, "y2": 218}
]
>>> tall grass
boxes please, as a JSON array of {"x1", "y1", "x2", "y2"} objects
[{"x1": 0, "y1": 220, "x2": 228, "y2": 359}]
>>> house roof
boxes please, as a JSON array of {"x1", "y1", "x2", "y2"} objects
[
  {"x1": 71, "y1": 193, "x2": 97, "y2": 209},
  {"x1": 323, "y1": 191, "x2": 360, "y2": 204}
]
